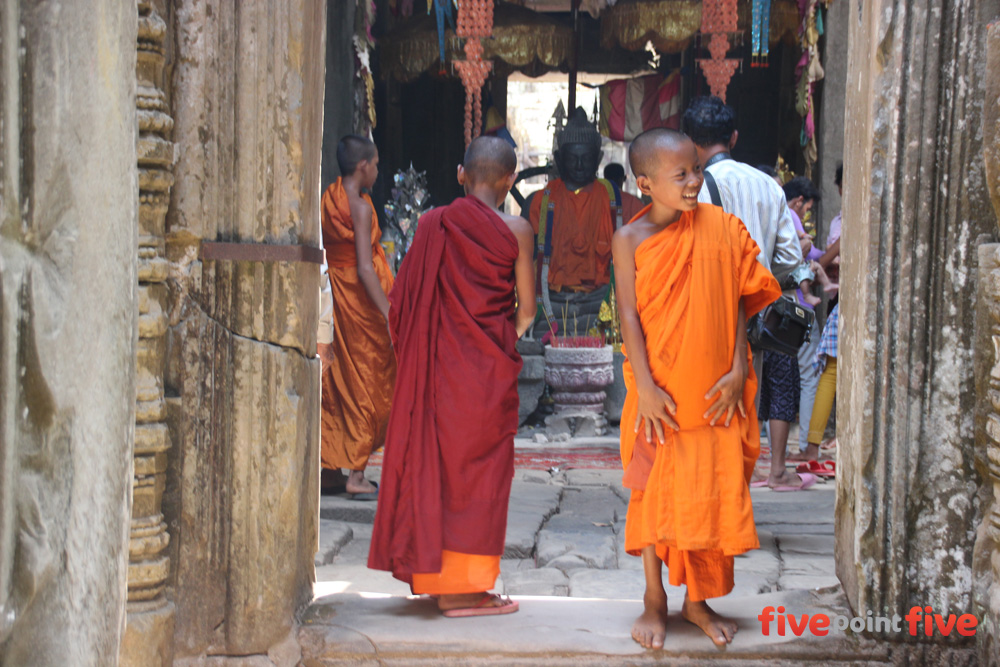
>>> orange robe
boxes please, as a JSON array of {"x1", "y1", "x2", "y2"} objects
[
  {"x1": 620, "y1": 203, "x2": 780, "y2": 601},
  {"x1": 320, "y1": 178, "x2": 397, "y2": 471},
  {"x1": 528, "y1": 179, "x2": 615, "y2": 292}
]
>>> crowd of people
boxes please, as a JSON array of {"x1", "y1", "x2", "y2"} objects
[{"x1": 316, "y1": 95, "x2": 842, "y2": 650}]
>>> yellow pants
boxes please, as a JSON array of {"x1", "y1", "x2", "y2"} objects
[{"x1": 808, "y1": 357, "x2": 837, "y2": 445}]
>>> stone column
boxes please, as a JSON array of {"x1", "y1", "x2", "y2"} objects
[
  {"x1": 0, "y1": 1, "x2": 138, "y2": 665},
  {"x1": 816, "y1": 0, "x2": 848, "y2": 242},
  {"x1": 838, "y1": 0, "x2": 997, "y2": 660},
  {"x1": 119, "y1": 1, "x2": 176, "y2": 665},
  {"x1": 974, "y1": 21, "x2": 1000, "y2": 666},
  {"x1": 164, "y1": 0, "x2": 326, "y2": 660}
]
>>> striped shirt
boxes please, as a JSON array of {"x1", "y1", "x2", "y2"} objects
[
  {"x1": 698, "y1": 157, "x2": 812, "y2": 286},
  {"x1": 814, "y1": 303, "x2": 839, "y2": 371}
]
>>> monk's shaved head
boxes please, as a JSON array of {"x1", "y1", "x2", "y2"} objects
[
  {"x1": 463, "y1": 136, "x2": 517, "y2": 184},
  {"x1": 628, "y1": 128, "x2": 696, "y2": 178},
  {"x1": 337, "y1": 134, "x2": 377, "y2": 176}
]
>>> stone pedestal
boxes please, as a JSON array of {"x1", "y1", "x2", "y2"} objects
[
  {"x1": 838, "y1": 0, "x2": 995, "y2": 657},
  {"x1": 544, "y1": 345, "x2": 614, "y2": 437},
  {"x1": 517, "y1": 339, "x2": 545, "y2": 424},
  {"x1": 0, "y1": 1, "x2": 138, "y2": 663}
]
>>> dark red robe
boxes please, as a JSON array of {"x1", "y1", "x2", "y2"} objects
[{"x1": 368, "y1": 195, "x2": 522, "y2": 584}]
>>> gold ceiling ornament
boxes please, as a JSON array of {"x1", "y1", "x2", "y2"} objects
[
  {"x1": 599, "y1": 0, "x2": 703, "y2": 54},
  {"x1": 600, "y1": 0, "x2": 800, "y2": 54},
  {"x1": 380, "y1": 3, "x2": 573, "y2": 82}
]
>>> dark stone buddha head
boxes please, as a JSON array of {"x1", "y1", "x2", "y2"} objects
[{"x1": 555, "y1": 107, "x2": 603, "y2": 191}]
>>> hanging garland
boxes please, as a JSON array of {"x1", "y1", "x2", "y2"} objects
[
  {"x1": 796, "y1": 0, "x2": 833, "y2": 178},
  {"x1": 697, "y1": 0, "x2": 740, "y2": 101},
  {"x1": 454, "y1": 0, "x2": 494, "y2": 147}
]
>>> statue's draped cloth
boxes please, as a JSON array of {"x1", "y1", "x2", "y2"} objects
[
  {"x1": 369, "y1": 196, "x2": 522, "y2": 593},
  {"x1": 621, "y1": 204, "x2": 781, "y2": 600},
  {"x1": 528, "y1": 179, "x2": 615, "y2": 291},
  {"x1": 320, "y1": 178, "x2": 397, "y2": 471}
]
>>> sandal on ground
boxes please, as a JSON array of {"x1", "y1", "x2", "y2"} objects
[
  {"x1": 772, "y1": 472, "x2": 818, "y2": 492},
  {"x1": 795, "y1": 460, "x2": 835, "y2": 478},
  {"x1": 441, "y1": 594, "x2": 520, "y2": 618}
]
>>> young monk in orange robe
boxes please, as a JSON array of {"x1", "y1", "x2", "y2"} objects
[
  {"x1": 369, "y1": 137, "x2": 536, "y2": 617},
  {"x1": 320, "y1": 135, "x2": 396, "y2": 497},
  {"x1": 612, "y1": 129, "x2": 781, "y2": 648}
]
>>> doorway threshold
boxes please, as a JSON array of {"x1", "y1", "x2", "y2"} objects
[{"x1": 299, "y1": 587, "x2": 892, "y2": 666}]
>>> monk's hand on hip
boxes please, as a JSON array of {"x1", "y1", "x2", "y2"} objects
[
  {"x1": 704, "y1": 368, "x2": 747, "y2": 427},
  {"x1": 635, "y1": 384, "x2": 678, "y2": 444}
]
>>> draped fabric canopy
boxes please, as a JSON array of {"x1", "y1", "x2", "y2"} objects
[
  {"x1": 380, "y1": 3, "x2": 573, "y2": 82},
  {"x1": 599, "y1": 0, "x2": 800, "y2": 54}
]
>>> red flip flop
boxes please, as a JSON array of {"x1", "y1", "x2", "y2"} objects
[
  {"x1": 795, "y1": 460, "x2": 835, "y2": 478},
  {"x1": 442, "y1": 594, "x2": 520, "y2": 618}
]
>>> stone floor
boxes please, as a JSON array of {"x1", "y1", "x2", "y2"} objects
[
  {"x1": 315, "y1": 468, "x2": 837, "y2": 600},
  {"x1": 305, "y1": 434, "x2": 845, "y2": 665}
]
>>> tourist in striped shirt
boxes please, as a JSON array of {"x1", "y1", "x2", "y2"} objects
[{"x1": 684, "y1": 96, "x2": 818, "y2": 492}]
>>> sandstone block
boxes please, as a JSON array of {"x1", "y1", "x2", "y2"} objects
[
  {"x1": 503, "y1": 568, "x2": 569, "y2": 596},
  {"x1": 315, "y1": 520, "x2": 355, "y2": 567}
]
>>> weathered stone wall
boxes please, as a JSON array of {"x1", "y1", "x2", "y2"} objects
[
  {"x1": 838, "y1": 0, "x2": 999, "y2": 653},
  {"x1": 0, "y1": 1, "x2": 138, "y2": 664},
  {"x1": 974, "y1": 21, "x2": 1000, "y2": 665},
  {"x1": 163, "y1": 0, "x2": 326, "y2": 659}
]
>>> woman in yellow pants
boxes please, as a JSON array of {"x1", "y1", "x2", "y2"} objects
[{"x1": 806, "y1": 304, "x2": 839, "y2": 457}]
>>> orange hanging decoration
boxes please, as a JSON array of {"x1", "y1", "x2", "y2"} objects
[
  {"x1": 697, "y1": 0, "x2": 740, "y2": 101},
  {"x1": 455, "y1": 0, "x2": 494, "y2": 147}
]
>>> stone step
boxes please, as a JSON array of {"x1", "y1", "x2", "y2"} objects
[
  {"x1": 320, "y1": 495, "x2": 377, "y2": 524},
  {"x1": 300, "y1": 588, "x2": 895, "y2": 666}
]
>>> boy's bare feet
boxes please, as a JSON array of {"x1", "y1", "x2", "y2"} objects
[
  {"x1": 632, "y1": 591, "x2": 669, "y2": 649},
  {"x1": 802, "y1": 292, "x2": 822, "y2": 307},
  {"x1": 437, "y1": 592, "x2": 509, "y2": 611},
  {"x1": 346, "y1": 469, "x2": 377, "y2": 495},
  {"x1": 681, "y1": 596, "x2": 738, "y2": 648}
]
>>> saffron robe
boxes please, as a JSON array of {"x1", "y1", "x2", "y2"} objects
[
  {"x1": 529, "y1": 179, "x2": 615, "y2": 292},
  {"x1": 368, "y1": 196, "x2": 522, "y2": 592},
  {"x1": 320, "y1": 178, "x2": 397, "y2": 471},
  {"x1": 621, "y1": 203, "x2": 781, "y2": 600}
]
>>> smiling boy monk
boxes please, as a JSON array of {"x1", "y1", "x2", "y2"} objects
[
  {"x1": 368, "y1": 136, "x2": 536, "y2": 617},
  {"x1": 613, "y1": 129, "x2": 781, "y2": 649}
]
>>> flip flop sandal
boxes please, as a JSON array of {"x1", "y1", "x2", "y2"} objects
[
  {"x1": 750, "y1": 480, "x2": 769, "y2": 488},
  {"x1": 794, "y1": 460, "x2": 834, "y2": 478},
  {"x1": 821, "y1": 460, "x2": 836, "y2": 477},
  {"x1": 442, "y1": 594, "x2": 519, "y2": 618},
  {"x1": 772, "y1": 472, "x2": 818, "y2": 492}
]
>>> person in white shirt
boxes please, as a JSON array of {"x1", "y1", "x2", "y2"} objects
[{"x1": 683, "y1": 96, "x2": 816, "y2": 492}]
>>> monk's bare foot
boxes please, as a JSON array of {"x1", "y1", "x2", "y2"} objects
[
  {"x1": 631, "y1": 592, "x2": 668, "y2": 649},
  {"x1": 345, "y1": 469, "x2": 377, "y2": 495},
  {"x1": 681, "y1": 597, "x2": 738, "y2": 648},
  {"x1": 767, "y1": 469, "x2": 805, "y2": 488}
]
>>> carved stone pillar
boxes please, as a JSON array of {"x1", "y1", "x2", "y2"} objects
[
  {"x1": 973, "y1": 21, "x2": 1000, "y2": 666},
  {"x1": 0, "y1": 1, "x2": 137, "y2": 664},
  {"x1": 163, "y1": 0, "x2": 326, "y2": 659},
  {"x1": 119, "y1": 1, "x2": 176, "y2": 664},
  {"x1": 838, "y1": 0, "x2": 996, "y2": 660}
]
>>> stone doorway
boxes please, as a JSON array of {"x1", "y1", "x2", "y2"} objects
[{"x1": 2, "y1": 0, "x2": 1000, "y2": 665}]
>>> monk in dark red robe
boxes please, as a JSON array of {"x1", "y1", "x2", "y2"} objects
[
  {"x1": 369, "y1": 137, "x2": 536, "y2": 617},
  {"x1": 613, "y1": 130, "x2": 780, "y2": 649}
]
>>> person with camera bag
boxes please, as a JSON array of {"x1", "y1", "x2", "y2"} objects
[{"x1": 683, "y1": 97, "x2": 818, "y2": 492}]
